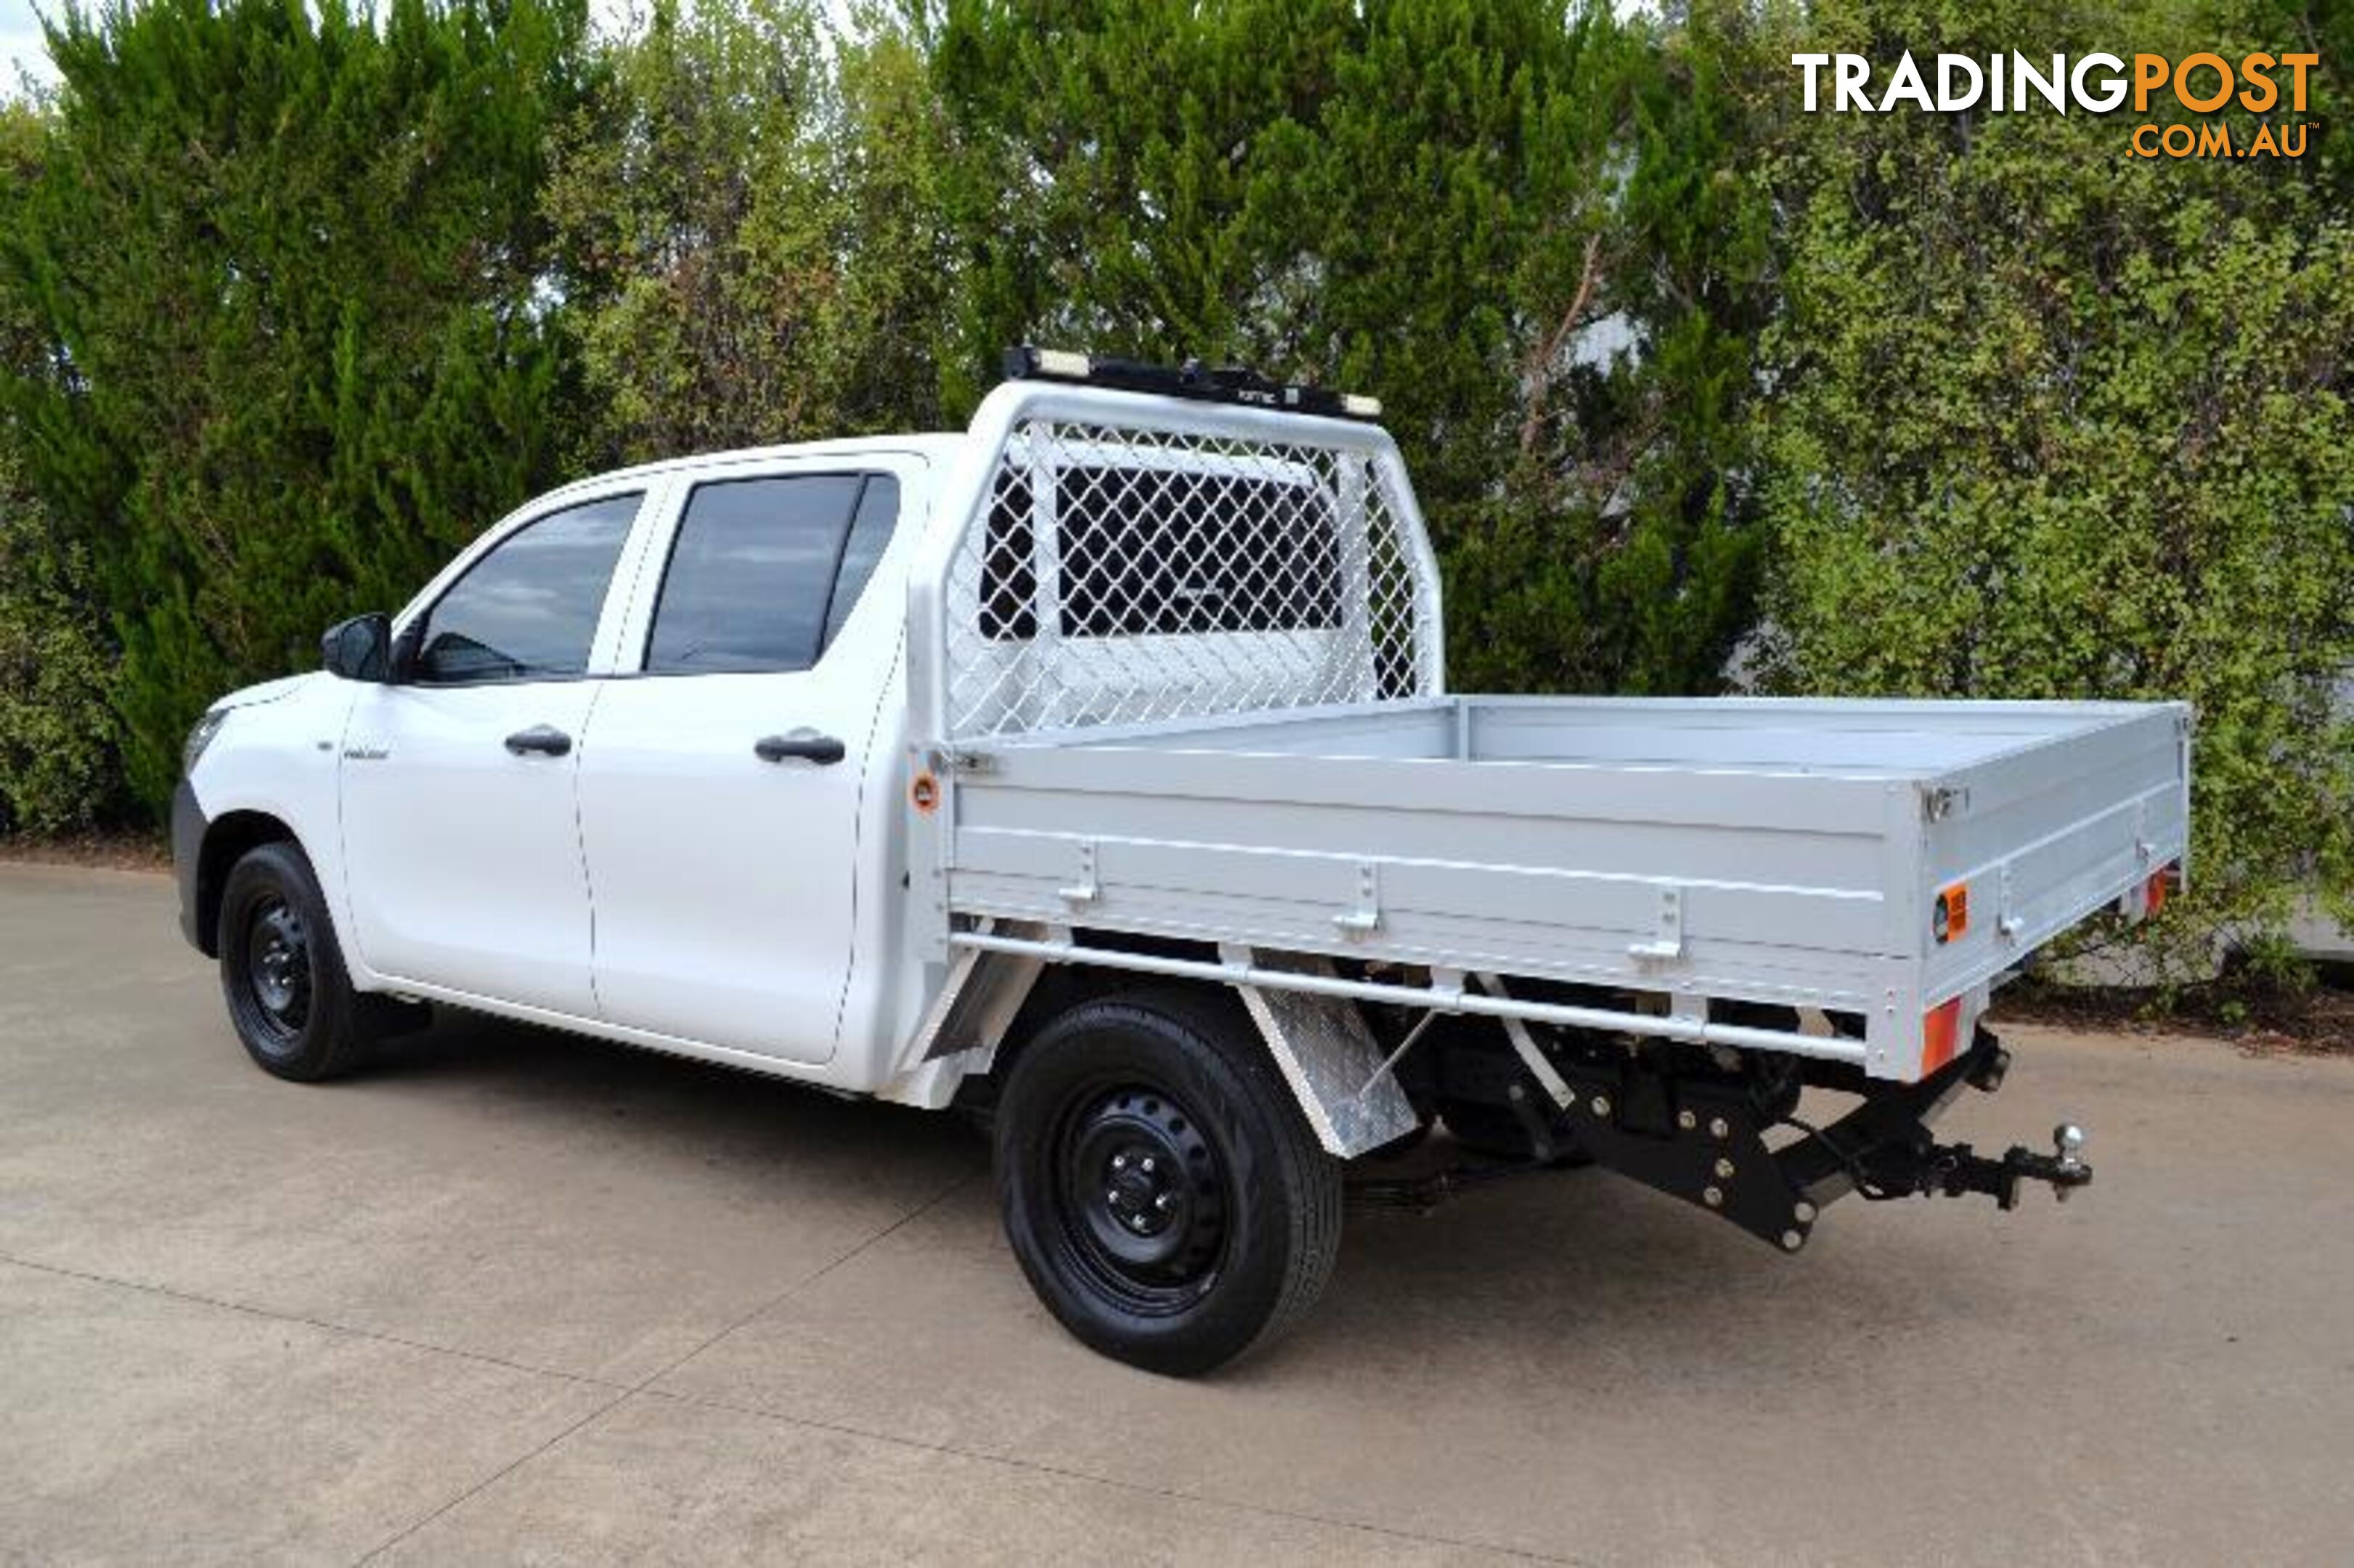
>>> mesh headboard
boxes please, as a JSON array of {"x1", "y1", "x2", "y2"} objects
[{"x1": 938, "y1": 409, "x2": 1440, "y2": 741}]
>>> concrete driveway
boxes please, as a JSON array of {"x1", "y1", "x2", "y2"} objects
[{"x1": 2, "y1": 862, "x2": 2350, "y2": 1565}]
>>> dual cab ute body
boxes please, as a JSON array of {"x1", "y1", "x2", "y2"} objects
[{"x1": 177, "y1": 351, "x2": 2189, "y2": 1372}]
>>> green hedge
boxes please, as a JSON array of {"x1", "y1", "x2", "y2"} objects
[{"x1": 0, "y1": 0, "x2": 2344, "y2": 971}]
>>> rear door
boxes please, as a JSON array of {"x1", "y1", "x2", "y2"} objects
[
  {"x1": 575, "y1": 458, "x2": 913, "y2": 1063},
  {"x1": 340, "y1": 488, "x2": 652, "y2": 1016}
]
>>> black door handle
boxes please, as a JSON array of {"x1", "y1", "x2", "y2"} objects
[
  {"x1": 755, "y1": 732, "x2": 846, "y2": 766},
  {"x1": 504, "y1": 724, "x2": 573, "y2": 758}
]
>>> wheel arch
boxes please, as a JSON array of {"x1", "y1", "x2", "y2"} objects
[
  {"x1": 970, "y1": 934, "x2": 1417, "y2": 1158},
  {"x1": 192, "y1": 809, "x2": 301, "y2": 957},
  {"x1": 981, "y1": 934, "x2": 1234, "y2": 1085}
]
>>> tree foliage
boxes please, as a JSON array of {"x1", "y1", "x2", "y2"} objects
[
  {"x1": 4, "y1": 0, "x2": 590, "y2": 807},
  {"x1": 1749, "y1": 0, "x2": 2354, "y2": 960},
  {"x1": 926, "y1": 0, "x2": 1773, "y2": 695},
  {"x1": 545, "y1": 0, "x2": 954, "y2": 467},
  {"x1": 0, "y1": 0, "x2": 2345, "y2": 976},
  {"x1": 0, "y1": 103, "x2": 118, "y2": 833}
]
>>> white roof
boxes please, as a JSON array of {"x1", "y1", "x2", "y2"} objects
[{"x1": 590, "y1": 433, "x2": 969, "y2": 488}]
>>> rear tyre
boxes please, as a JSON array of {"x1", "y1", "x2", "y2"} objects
[
  {"x1": 994, "y1": 989, "x2": 1343, "y2": 1376},
  {"x1": 216, "y1": 841, "x2": 387, "y2": 1082}
]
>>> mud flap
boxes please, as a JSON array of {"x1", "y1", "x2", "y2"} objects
[{"x1": 1228, "y1": 950, "x2": 1420, "y2": 1158}]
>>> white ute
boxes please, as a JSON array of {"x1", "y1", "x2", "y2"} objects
[{"x1": 175, "y1": 348, "x2": 2191, "y2": 1373}]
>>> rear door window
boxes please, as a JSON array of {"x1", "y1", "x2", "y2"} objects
[{"x1": 644, "y1": 473, "x2": 899, "y2": 674}]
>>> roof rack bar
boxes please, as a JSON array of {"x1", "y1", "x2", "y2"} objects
[{"x1": 1001, "y1": 344, "x2": 1382, "y2": 421}]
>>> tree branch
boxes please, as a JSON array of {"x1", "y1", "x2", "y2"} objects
[{"x1": 1520, "y1": 229, "x2": 1605, "y2": 458}]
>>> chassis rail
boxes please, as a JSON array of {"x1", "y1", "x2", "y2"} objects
[{"x1": 948, "y1": 928, "x2": 1868, "y2": 1068}]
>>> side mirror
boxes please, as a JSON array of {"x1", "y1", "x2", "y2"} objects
[{"x1": 321, "y1": 613, "x2": 393, "y2": 683}]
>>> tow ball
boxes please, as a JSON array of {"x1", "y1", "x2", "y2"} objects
[{"x1": 1914, "y1": 1123, "x2": 2093, "y2": 1210}]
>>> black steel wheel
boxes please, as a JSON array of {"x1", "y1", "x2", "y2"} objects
[
  {"x1": 1055, "y1": 1082, "x2": 1230, "y2": 1315},
  {"x1": 216, "y1": 841, "x2": 377, "y2": 1082},
  {"x1": 995, "y1": 989, "x2": 1342, "y2": 1376},
  {"x1": 238, "y1": 894, "x2": 314, "y2": 1052}
]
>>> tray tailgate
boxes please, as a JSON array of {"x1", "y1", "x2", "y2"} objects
[{"x1": 1918, "y1": 703, "x2": 2191, "y2": 1006}]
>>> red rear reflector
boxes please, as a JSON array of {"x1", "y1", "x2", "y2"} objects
[
  {"x1": 1921, "y1": 997, "x2": 1963, "y2": 1077},
  {"x1": 2145, "y1": 869, "x2": 2169, "y2": 917}
]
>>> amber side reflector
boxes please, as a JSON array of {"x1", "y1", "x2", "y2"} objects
[
  {"x1": 910, "y1": 772, "x2": 940, "y2": 813},
  {"x1": 1921, "y1": 996, "x2": 1963, "y2": 1077},
  {"x1": 2145, "y1": 868, "x2": 2170, "y2": 918}
]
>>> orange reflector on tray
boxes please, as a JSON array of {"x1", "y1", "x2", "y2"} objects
[{"x1": 1921, "y1": 996, "x2": 1963, "y2": 1077}]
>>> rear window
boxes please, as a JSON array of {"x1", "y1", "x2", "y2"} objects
[
  {"x1": 644, "y1": 473, "x2": 898, "y2": 674},
  {"x1": 981, "y1": 465, "x2": 1340, "y2": 641}
]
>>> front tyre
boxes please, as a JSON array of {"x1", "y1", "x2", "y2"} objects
[
  {"x1": 994, "y1": 989, "x2": 1343, "y2": 1376},
  {"x1": 217, "y1": 841, "x2": 380, "y2": 1082}
]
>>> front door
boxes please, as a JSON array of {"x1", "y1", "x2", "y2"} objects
[
  {"x1": 576, "y1": 467, "x2": 905, "y2": 1063},
  {"x1": 338, "y1": 490, "x2": 644, "y2": 1017}
]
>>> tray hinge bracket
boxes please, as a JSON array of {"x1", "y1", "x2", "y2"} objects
[
  {"x1": 1332, "y1": 860, "x2": 1382, "y2": 938},
  {"x1": 1628, "y1": 885, "x2": 1686, "y2": 963},
  {"x1": 1058, "y1": 839, "x2": 1099, "y2": 907},
  {"x1": 1997, "y1": 862, "x2": 2024, "y2": 942}
]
